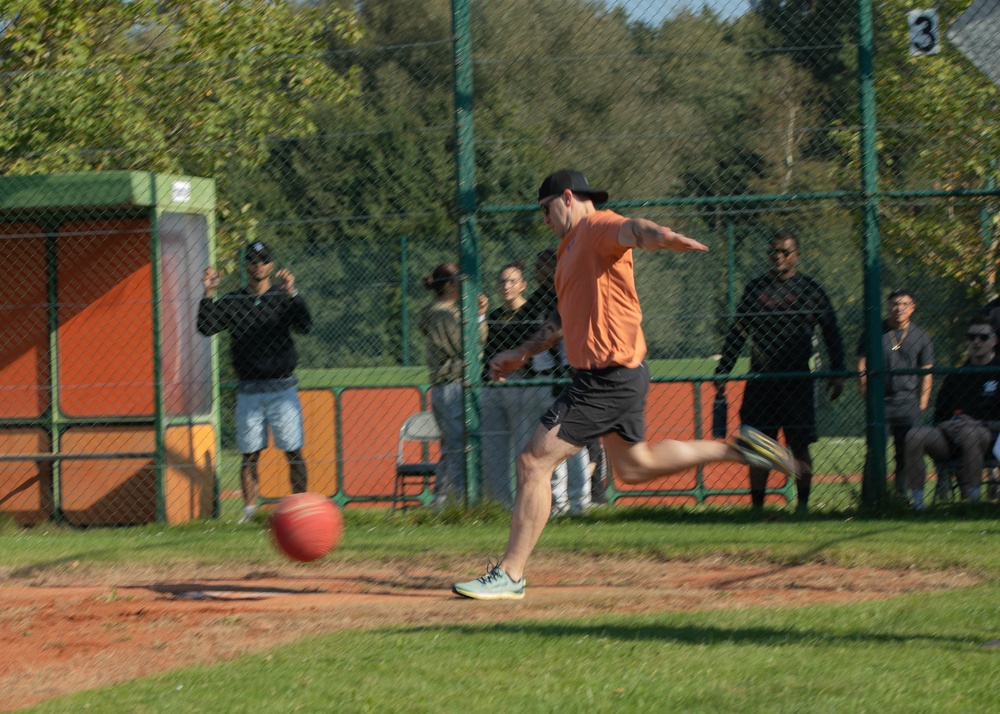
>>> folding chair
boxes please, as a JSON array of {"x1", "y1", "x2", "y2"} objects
[{"x1": 393, "y1": 411, "x2": 441, "y2": 510}]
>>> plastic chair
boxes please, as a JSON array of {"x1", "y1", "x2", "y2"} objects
[{"x1": 394, "y1": 411, "x2": 441, "y2": 510}]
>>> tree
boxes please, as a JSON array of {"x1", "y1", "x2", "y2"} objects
[
  {"x1": 0, "y1": 0, "x2": 363, "y2": 250},
  {"x1": 833, "y1": 0, "x2": 1000, "y2": 296}
]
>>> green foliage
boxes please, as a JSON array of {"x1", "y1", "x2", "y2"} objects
[
  {"x1": 833, "y1": 0, "x2": 1000, "y2": 295},
  {"x1": 0, "y1": 0, "x2": 363, "y2": 252}
]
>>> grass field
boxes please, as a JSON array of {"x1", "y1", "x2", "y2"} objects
[{"x1": 4, "y1": 506, "x2": 1000, "y2": 712}]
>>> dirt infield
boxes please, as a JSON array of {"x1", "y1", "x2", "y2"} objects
[{"x1": 0, "y1": 555, "x2": 980, "y2": 710}]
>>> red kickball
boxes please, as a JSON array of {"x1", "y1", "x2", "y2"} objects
[{"x1": 270, "y1": 493, "x2": 343, "y2": 562}]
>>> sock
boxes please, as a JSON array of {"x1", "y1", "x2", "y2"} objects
[
  {"x1": 968, "y1": 487, "x2": 981, "y2": 503},
  {"x1": 243, "y1": 504, "x2": 258, "y2": 517},
  {"x1": 750, "y1": 489, "x2": 765, "y2": 508},
  {"x1": 912, "y1": 489, "x2": 925, "y2": 510},
  {"x1": 796, "y1": 485, "x2": 810, "y2": 508}
]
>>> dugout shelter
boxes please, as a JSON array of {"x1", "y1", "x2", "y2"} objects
[{"x1": 0, "y1": 172, "x2": 218, "y2": 526}]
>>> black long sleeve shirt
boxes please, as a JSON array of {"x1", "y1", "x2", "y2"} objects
[
  {"x1": 933, "y1": 359, "x2": 1000, "y2": 424},
  {"x1": 716, "y1": 273, "x2": 845, "y2": 377},
  {"x1": 197, "y1": 287, "x2": 312, "y2": 382}
]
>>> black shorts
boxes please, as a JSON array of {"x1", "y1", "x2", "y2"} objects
[
  {"x1": 540, "y1": 363, "x2": 648, "y2": 446},
  {"x1": 740, "y1": 377, "x2": 817, "y2": 446}
]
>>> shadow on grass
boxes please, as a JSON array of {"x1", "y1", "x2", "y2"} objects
[{"x1": 434, "y1": 620, "x2": 976, "y2": 648}]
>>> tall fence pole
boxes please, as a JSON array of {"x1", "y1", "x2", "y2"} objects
[
  {"x1": 452, "y1": 0, "x2": 483, "y2": 503},
  {"x1": 858, "y1": 0, "x2": 887, "y2": 509}
]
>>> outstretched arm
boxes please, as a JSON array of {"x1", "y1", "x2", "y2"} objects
[
  {"x1": 489, "y1": 310, "x2": 563, "y2": 381},
  {"x1": 618, "y1": 217, "x2": 708, "y2": 252}
]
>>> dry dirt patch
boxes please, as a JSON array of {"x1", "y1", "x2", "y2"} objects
[{"x1": 0, "y1": 556, "x2": 980, "y2": 711}]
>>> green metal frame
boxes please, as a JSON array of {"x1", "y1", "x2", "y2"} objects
[{"x1": 0, "y1": 171, "x2": 218, "y2": 524}]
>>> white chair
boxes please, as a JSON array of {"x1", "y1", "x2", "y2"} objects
[{"x1": 394, "y1": 411, "x2": 441, "y2": 510}]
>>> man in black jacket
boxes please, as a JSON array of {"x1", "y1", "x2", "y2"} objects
[
  {"x1": 198, "y1": 241, "x2": 312, "y2": 523},
  {"x1": 715, "y1": 229, "x2": 846, "y2": 512},
  {"x1": 901, "y1": 315, "x2": 1000, "y2": 509}
]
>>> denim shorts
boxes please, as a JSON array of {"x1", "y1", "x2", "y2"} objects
[{"x1": 235, "y1": 386, "x2": 305, "y2": 454}]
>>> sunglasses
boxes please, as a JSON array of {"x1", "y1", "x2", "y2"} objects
[
  {"x1": 246, "y1": 256, "x2": 272, "y2": 265},
  {"x1": 539, "y1": 197, "x2": 556, "y2": 216},
  {"x1": 769, "y1": 248, "x2": 796, "y2": 257},
  {"x1": 966, "y1": 332, "x2": 994, "y2": 342}
]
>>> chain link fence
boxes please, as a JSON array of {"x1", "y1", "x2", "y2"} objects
[{"x1": 0, "y1": 0, "x2": 998, "y2": 525}]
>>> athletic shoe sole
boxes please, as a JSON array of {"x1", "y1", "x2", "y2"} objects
[{"x1": 733, "y1": 426, "x2": 798, "y2": 479}]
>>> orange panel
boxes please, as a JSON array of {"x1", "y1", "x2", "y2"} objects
[
  {"x1": 0, "y1": 428, "x2": 53, "y2": 525},
  {"x1": 340, "y1": 387, "x2": 424, "y2": 502},
  {"x1": 57, "y1": 219, "x2": 154, "y2": 417},
  {"x1": 60, "y1": 427, "x2": 156, "y2": 526},
  {"x1": 259, "y1": 390, "x2": 338, "y2": 499},
  {"x1": 0, "y1": 224, "x2": 49, "y2": 418},
  {"x1": 165, "y1": 424, "x2": 216, "y2": 523}
]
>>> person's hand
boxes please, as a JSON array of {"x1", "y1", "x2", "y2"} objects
[
  {"x1": 666, "y1": 230, "x2": 709, "y2": 252},
  {"x1": 827, "y1": 377, "x2": 845, "y2": 401},
  {"x1": 275, "y1": 268, "x2": 296, "y2": 294},
  {"x1": 202, "y1": 267, "x2": 222, "y2": 298},
  {"x1": 478, "y1": 293, "x2": 488, "y2": 316},
  {"x1": 489, "y1": 349, "x2": 528, "y2": 381}
]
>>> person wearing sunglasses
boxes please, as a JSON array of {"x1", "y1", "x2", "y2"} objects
[
  {"x1": 857, "y1": 288, "x2": 934, "y2": 496},
  {"x1": 713, "y1": 229, "x2": 846, "y2": 514},
  {"x1": 452, "y1": 169, "x2": 797, "y2": 600},
  {"x1": 901, "y1": 314, "x2": 1000, "y2": 509},
  {"x1": 198, "y1": 241, "x2": 312, "y2": 523}
]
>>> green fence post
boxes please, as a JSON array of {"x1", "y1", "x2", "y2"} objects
[
  {"x1": 858, "y1": 0, "x2": 887, "y2": 510},
  {"x1": 400, "y1": 234, "x2": 410, "y2": 367},
  {"x1": 452, "y1": 0, "x2": 483, "y2": 504}
]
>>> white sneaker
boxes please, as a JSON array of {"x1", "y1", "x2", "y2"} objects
[{"x1": 238, "y1": 504, "x2": 258, "y2": 524}]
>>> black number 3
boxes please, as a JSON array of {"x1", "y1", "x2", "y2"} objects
[{"x1": 913, "y1": 15, "x2": 936, "y2": 52}]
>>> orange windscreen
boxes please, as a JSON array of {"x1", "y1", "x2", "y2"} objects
[
  {"x1": 59, "y1": 427, "x2": 157, "y2": 526},
  {"x1": 259, "y1": 390, "x2": 338, "y2": 499},
  {"x1": 0, "y1": 428, "x2": 53, "y2": 524},
  {"x1": 57, "y1": 219, "x2": 154, "y2": 417},
  {"x1": 165, "y1": 424, "x2": 217, "y2": 523},
  {"x1": 0, "y1": 224, "x2": 49, "y2": 418},
  {"x1": 340, "y1": 387, "x2": 423, "y2": 501}
]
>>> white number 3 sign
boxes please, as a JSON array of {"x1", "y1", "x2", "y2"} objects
[{"x1": 908, "y1": 9, "x2": 941, "y2": 56}]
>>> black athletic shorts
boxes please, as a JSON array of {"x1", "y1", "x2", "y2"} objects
[
  {"x1": 540, "y1": 362, "x2": 648, "y2": 446},
  {"x1": 739, "y1": 376, "x2": 817, "y2": 447}
]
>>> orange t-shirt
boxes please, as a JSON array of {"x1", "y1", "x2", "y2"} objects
[{"x1": 555, "y1": 210, "x2": 646, "y2": 369}]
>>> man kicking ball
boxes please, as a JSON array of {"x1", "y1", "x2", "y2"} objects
[{"x1": 453, "y1": 169, "x2": 797, "y2": 600}]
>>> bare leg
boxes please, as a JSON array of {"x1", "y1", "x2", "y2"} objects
[
  {"x1": 500, "y1": 430, "x2": 749, "y2": 582},
  {"x1": 602, "y1": 432, "x2": 741, "y2": 483},
  {"x1": 499, "y1": 424, "x2": 582, "y2": 582},
  {"x1": 240, "y1": 451, "x2": 261, "y2": 508},
  {"x1": 286, "y1": 449, "x2": 307, "y2": 493}
]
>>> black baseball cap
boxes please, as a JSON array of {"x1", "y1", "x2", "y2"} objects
[
  {"x1": 537, "y1": 169, "x2": 609, "y2": 204},
  {"x1": 245, "y1": 241, "x2": 273, "y2": 263}
]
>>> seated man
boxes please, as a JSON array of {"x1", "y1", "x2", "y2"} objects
[{"x1": 902, "y1": 315, "x2": 1000, "y2": 509}]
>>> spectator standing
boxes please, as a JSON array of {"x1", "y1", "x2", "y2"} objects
[
  {"x1": 480, "y1": 261, "x2": 542, "y2": 508},
  {"x1": 901, "y1": 315, "x2": 1000, "y2": 509},
  {"x1": 857, "y1": 289, "x2": 933, "y2": 495},
  {"x1": 197, "y1": 241, "x2": 312, "y2": 524},
  {"x1": 417, "y1": 263, "x2": 488, "y2": 509},
  {"x1": 714, "y1": 229, "x2": 846, "y2": 512}
]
